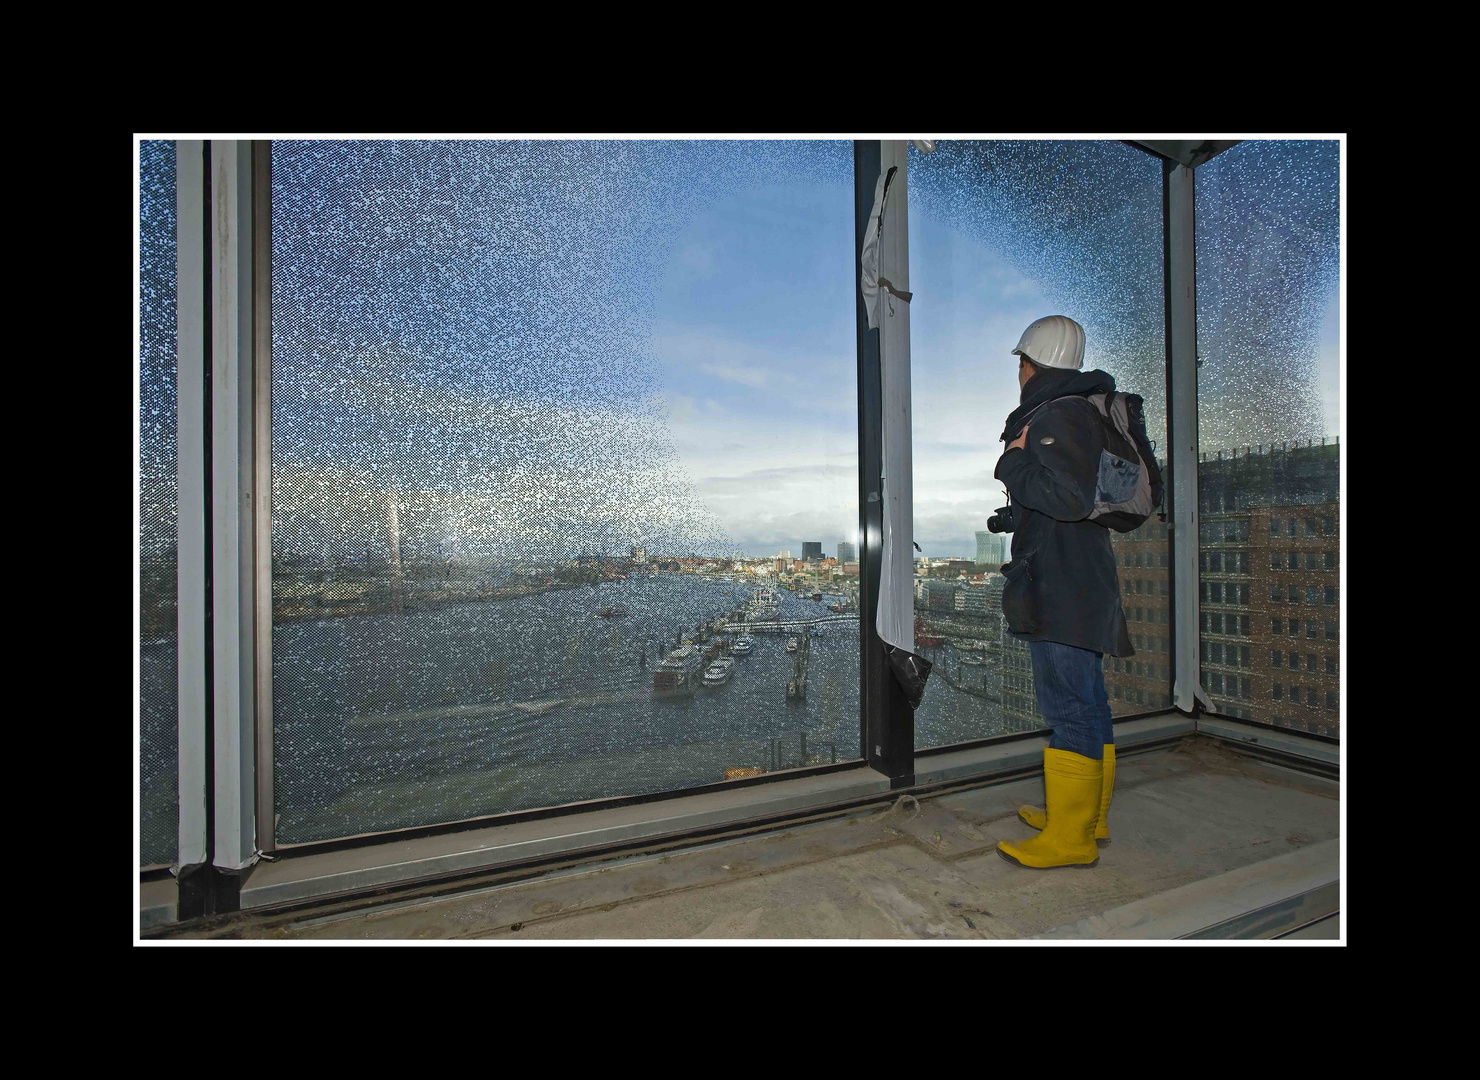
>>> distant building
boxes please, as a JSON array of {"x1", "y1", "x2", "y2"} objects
[
  {"x1": 929, "y1": 559, "x2": 975, "y2": 580},
  {"x1": 802, "y1": 542, "x2": 823, "y2": 562},
  {"x1": 1000, "y1": 631, "x2": 1043, "y2": 728},
  {"x1": 954, "y1": 585, "x2": 990, "y2": 617},
  {"x1": 1195, "y1": 441, "x2": 1340, "y2": 737},
  {"x1": 630, "y1": 546, "x2": 647, "y2": 564},
  {"x1": 918, "y1": 579, "x2": 958, "y2": 612},
  {"x1": 837, "y1": 541, "x2": 856, "y2": 564},
  {"x1": 976, "y1": 531, "x2": 1007, "y2": 567}
]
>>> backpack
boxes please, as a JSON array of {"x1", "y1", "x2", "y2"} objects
[
  {"x1": 1084, "y1": 391, "x2": 1163, "y2": 531},
  {"x1": 1019, "y1": 390, "x2": 1164, "y2": 532}
]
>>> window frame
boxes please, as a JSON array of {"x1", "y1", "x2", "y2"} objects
[{"x1": 154, "y1": 137, "x2": 1342, "y2": 894}]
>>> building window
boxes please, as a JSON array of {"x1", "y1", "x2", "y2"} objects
[
  {"x1": 1306, "y1": 552, "x2": 1318, "y2": 571},
  {"x1": 1327, "y1": 690, "x2": 1338, "y2": 710},
  {"x1": 1287, "y1": 517, "x2": 1296, "y2": 536},
  {"x1": 1272, "y1": 618, "x2": 1283, "y2": 635},
  {"x1": 1325, "y1": 620, "x2": 1338, "y2": 641},
  {"x1": 1306, "y1": 653, "x2": 1317, "y2": 672},
  {"x1": 1270, "y1": 584, "x2": 1281, "y2": 602},
  {"x1": 1272, "y1": 649, "x2": 1283, "y2": 667},
  {"x1": 1307, "y1": 687, "x2": 1319, "y2": 708},
  {"x1": 1305, "y1": 586, "x2": 1319, "y2": 605},
  {"x1": 1240, "y1": 551, "x2": 1249, "y2": 574},
  {"x1": 1271, "y1": 552, "x2": 1281, "y2": 570},
  {"x1": 1273, "y1": 683, "x2": 1283, "y2": 700},
  {"x1": 1241, "y1": 677, "x2": 1252, "y2": 700},
  {"x1": 1288, "y1": 585, "x2": 1299, "y2": 603},
  {"x1": 1240, "y1": 646, "x2": 1250, "y2": 668},
  {"x1": 1271, "y1": 518, "x2": 1281, "y2": 536},
  {"x1": 1288, "y1": 552, "x2": 1298, "y2": 570},
  {"x1": 1325, "y1": 552, "x2": 1336, "y2": 571},
  {"x1": 1305, "y1": 621, "x2": 1318, "y2": 639},
  {"x1": 1326, "y1": 655, "x2": 1338, "y2": 676},
  {"x1": 1323, "y1": 517, "x2": 1335, "y2": 535},
  {"x1": 1305, "y1": 518, "x2": 1318, "y2": 537},
  {"x1": 1325, "y1": 587, "x2": 1337, "y2": 605}
]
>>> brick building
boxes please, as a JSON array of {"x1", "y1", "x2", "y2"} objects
[
  {"x1": 1197, "y1": 440, "x2": 1340, "y2": 737},
  {"x1": 1104, "y1": 497, "x2": 1174, "y2": 716}
]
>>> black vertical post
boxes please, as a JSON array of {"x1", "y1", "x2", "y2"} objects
[
  {"x1": 854, "y1": 141, "x2": 913, "y2": 786},
  {"x1": 1161, "y1": 157, "x2": 1178, "y2": 718}
]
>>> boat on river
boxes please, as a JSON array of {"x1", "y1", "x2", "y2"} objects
[
  {"x1": 702, "y1": 656, "x2": 735, "y2": 686},
  {"x1": 653, "y1": 644, "x2": 704, "y2": 696}
]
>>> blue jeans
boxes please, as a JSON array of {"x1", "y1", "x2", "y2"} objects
[{"x1": 1028, "y1": 640, "x2": 1115, "y2": 760}]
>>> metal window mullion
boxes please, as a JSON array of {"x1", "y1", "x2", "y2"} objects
[
  {"x1": 1167, "y1": 163, "x2": 1204, "y2": 714},
  {"x1": 253, "y1": 141, "x2": 274, "y2": 852},
  {"x1": 209, "y1": 140, "x2": 257, "y2": 871},
  {"x1": 176, "y1": 140, "x2": 208, "y2": 872}
]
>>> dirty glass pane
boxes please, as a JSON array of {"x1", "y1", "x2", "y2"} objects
[
  {"x1": 270, "y1": 140, "x2": 860, "y2": 844},
  {"x1": 905, "y1": 140, "x2": 1171, "y2": 750},
  {"x1": 139, "y1": 139, "x2": 178, "y2": 865},
  {"x1": 1195, "y1": 140, "x2": 1340, "y2": 737}
]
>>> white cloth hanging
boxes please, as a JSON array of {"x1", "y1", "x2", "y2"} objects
[{"x1": 860, "y1": 146, "x2": 931, "y2": 707}]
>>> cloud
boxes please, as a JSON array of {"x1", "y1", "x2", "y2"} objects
[{"x1": 698, "y1": 362, "x2": 768, "y2": 388}]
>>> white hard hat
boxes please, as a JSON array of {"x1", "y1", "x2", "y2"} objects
[{"x1": 1012, "y1": 315, "x2": 1085, "y2": 371}]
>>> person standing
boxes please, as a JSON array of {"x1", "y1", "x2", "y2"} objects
[{"x1": 993, "y1": 315, "x2": 1130, "y2": 870}]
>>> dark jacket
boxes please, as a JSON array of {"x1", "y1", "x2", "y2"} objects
[{"x1": 994, "y1": 367, "x2": 1132, "y2": 658}]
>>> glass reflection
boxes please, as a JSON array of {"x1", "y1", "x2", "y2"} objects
[{"x1": 270, "y1": 141, "x2": 862, "y2": 843}]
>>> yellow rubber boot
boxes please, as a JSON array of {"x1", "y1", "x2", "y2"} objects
[
  {"x1": 1094, "y1": 743, "x2": 1115, "y2": 842},
  {"x1": 1017, "y1": 743, "x2": 1116, "y2": 844},
  {"x1": 998, "y1": 748, "x2": 1103, "y2": 869}
]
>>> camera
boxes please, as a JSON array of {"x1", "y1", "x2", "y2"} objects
[{"x1": 986, "y1": 504, "x2": 1018, "y2": 534}]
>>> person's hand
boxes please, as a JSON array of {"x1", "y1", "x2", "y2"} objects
[{"x1": 1007, "y1": 423, "x2": 1029, "y2": 452}]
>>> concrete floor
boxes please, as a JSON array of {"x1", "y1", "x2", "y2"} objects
[{"x1": 165, "y1": 738, "x2": 1340, "y2": 940}]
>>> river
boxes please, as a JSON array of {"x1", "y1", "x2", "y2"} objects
[{"x1": 140, "y1": 570, "x2": 1013, "y2": 848}]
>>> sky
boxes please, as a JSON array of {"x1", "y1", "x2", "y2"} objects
[
  {"x1": 648, "y1": 140, "x2": 1340, "y2": 561},
  {"x1": 139, "y1": 140, "x2": 1341, "y2": 568},
  {"x1": 649, "y1": 181, "x2": 858, "y2": 560}
]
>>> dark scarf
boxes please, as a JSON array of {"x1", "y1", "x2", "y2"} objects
[{"x1": 1000, "y1": 367, "x2": 1117, "y2": 441}]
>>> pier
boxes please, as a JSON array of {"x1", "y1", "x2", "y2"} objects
[{"x1": 720, "y1": 613, "x2": 859, "y2": 634}]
